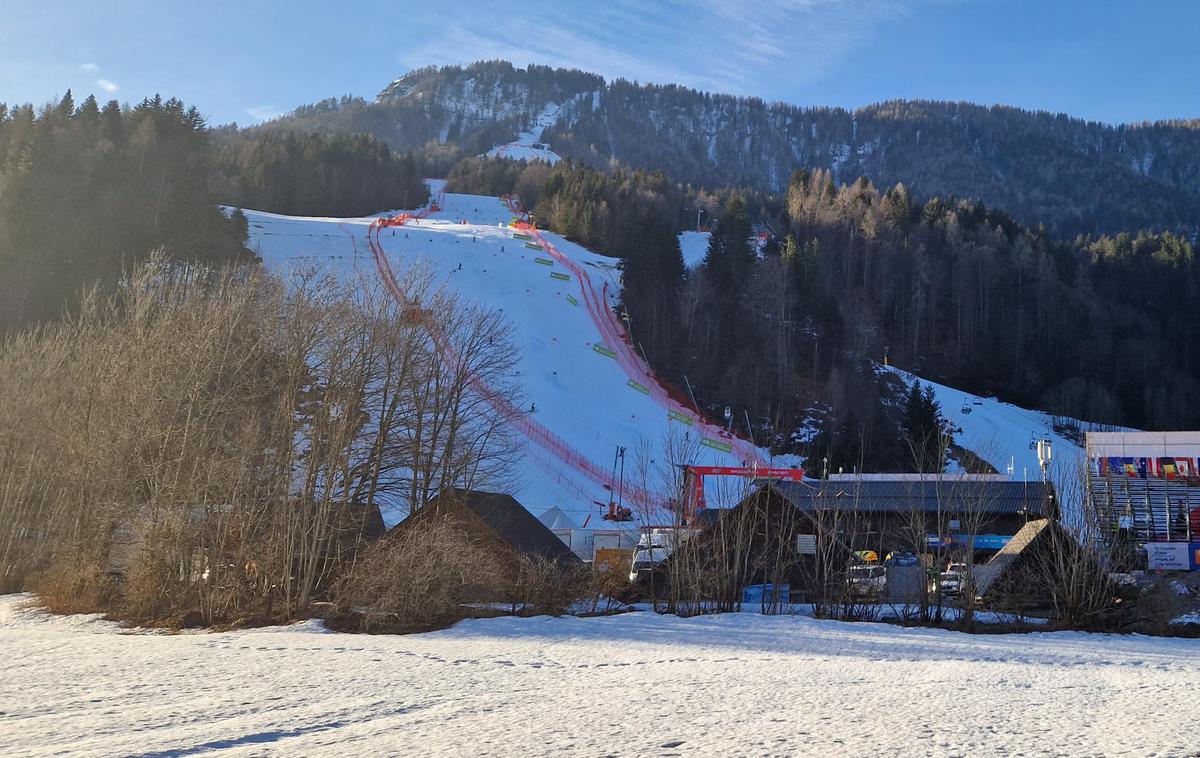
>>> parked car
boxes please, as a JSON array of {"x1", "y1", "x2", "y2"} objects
[
  {"x1": 847, "y1": 564, "x2": 887, "y2": 597},
  {"x1": 933, "y1": 562, "x2": 970, "y2": 596},
  {"x1": 884, "y1": 550, "x2": 919, "y2": 566},
  {"x1": 628, "y1": 529, "x2": 682, "y2": 582}
]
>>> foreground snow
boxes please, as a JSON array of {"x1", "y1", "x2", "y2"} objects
[{"x1": 2, "y1": 595, "x2": 1196, "y2": 756}]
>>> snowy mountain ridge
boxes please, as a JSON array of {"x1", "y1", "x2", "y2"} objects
[{"x1": 272, "y1": 61, "x2": 1200, "y2": 237}]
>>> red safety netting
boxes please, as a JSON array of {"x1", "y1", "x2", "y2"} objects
[
  {"x1": 366, "y1": 211, "x2": 660, "y2": 514},
  {"x1": 362, "y1": 191, "x2": 770, "y2": 520},
  {"x1": 505, "y1": 195, "x2": 766, "y2": 468}
]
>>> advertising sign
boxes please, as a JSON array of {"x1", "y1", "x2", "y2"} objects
[
  {"x1": 1144, "y1": 542, "x2": 1191, "y2": 571},
  {"x1": 700, "y1": 437, "x2": 734, "y2": 453},
  {"x1": 667, "y1": 409, "x2": 694, "y2": 426}
]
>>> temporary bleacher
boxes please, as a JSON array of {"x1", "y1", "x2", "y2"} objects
[{"x1": 1087, "y1": 470, "x2": 1200, "y2": 542}]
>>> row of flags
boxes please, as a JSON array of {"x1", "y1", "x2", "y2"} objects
[{"x1": 1097, "y1": 456, "x2": 1196, "y2": 479}]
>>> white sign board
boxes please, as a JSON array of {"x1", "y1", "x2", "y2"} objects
[
  {"x1": 1144, "y1": 542, "x2": 1190, "y2": 571},
  {"x1": 795, "y1": 534, "x2": 817, "y2": 555}
]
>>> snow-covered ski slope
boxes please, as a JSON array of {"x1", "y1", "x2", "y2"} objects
[
  {"x1": 484, "y1": 103, "x2": 562, "y2": 164},
  {"x1": 886, "y1": 367, "x2": 1081, "y2": 478},
  {"x1": 885, "y1": 366, "x2": 1134, "y2": 521},
  {"x1": 677, "y1": 230, "x2": 710, "y2": 269},
  {"x1": 250, "y1": 187, "x2": 780, "y2": 527}
]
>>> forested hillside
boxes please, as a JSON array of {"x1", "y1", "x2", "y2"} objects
[
  {"x1": 269, "y1": 61, "x2": 1200, "y2": 238},
  {"x1": 0, "y1": 94, "x2": 428, "y2": 329},
  {"x1": 211, "y1": 129, "x2": 427, "y2": 217},
  {"x1": 0, "y1": 93, "x2": 250, "y2": 327},
  {"x1": 448, "y1": 157, "x2": 1197, "y2": 469}
]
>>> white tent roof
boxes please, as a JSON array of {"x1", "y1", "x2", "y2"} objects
[{"x1": 537, "y1": 506, "x2": 578, "y2": 531}]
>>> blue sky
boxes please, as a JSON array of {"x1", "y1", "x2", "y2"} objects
[{"x1": 2, "y1": 1, "x2": 1196, "y2": 126}]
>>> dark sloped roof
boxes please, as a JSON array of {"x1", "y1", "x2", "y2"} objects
[
  {"x1": 444, "y1": 489, "x2": 580, "y2": 563},
  {"x1": 770, "y1": 478, "x2": 1049, "y2": 516}
]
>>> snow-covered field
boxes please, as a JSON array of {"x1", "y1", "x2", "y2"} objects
[{"x1": 2, "y1": 594, "x2": 1196, "y2": 757}]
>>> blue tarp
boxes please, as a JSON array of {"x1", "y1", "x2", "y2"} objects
[{"x1": 742, "y1": 584, "x2": 789, "y2": 604}]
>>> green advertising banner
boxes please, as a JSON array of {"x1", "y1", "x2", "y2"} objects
[
  {"x1": 700, "y1": 437, "x2": 734, "y2": 453},
  {"x1": 566, "y1": 294, "x2": 579, "y2": 306},
  {"x1": 627, "y1": 379, "x2": 650, "y2": 395},
  {"x1": 535, "y1": 257, "x2": 554, "y2": 266},
  {"x1": 667, "y1": 410, "x2": 695, "y2": 425},
  {"x1": 524, "y1": 241, "x2": 543, "y2": 250},
  {"x1": 513, "y1": 232, "x2": 532, "y2": 240},
  {"x1": 593, "y1": 344, "x2": 617, "y2": 358},
  {"x1": 550, "y1": 272, "x2": 571, "y2": 281}
]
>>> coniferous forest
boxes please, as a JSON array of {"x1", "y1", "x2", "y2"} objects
[
  {"x1": 211, "y1": 128, "x2": 427, "y2": 217},
  {"x1": 448, "y1": 156, "x2": 1197, "y2": 469},
  {"x1": 0, "y1": 93, "x2": 427, "y2": 329},
  {"x1": 278, "y1": 61, "x2": 1200, "y2": 238},
  {"x1": 0, "y1": 93, "x2": 250, "y2": 327}
]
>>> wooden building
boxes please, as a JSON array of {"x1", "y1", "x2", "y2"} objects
[
  {"x1": 390, "y1": 489, "x2": 581, "y2": 568},
  {"x1": 654, "y1": 475, "x2": 1052, "y2": 605}
]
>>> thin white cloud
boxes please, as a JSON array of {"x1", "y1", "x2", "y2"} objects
[
  {"x1": 79, "y1": 62, "x2": 99, "y2": 73},
  {"x1": 97, "y1": 78, "x2": 119, "y2": 93},
  {"x1": 397, "y1": 0, "x2": 939, "y2": 99},
  {"x1": 246, "y1": 105, "x2": 285, "y2": 122}
]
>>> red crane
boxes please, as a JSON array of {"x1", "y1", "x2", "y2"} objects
[{"x1": 682, "y1": 465, "x2": 805, "y2": 521}]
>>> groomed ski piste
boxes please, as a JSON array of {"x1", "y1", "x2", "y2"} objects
[
  {"x1": 677, "y1": 230, "x2": 711, "y2": 269},
  {"x1": 250, "y1": 182, "x2": 776, "y2": 529},
  {"x1": 483, "y1": 103, "x2": 563, "y2": 163},
  {"x1": 882, "y1": 366, "x2": 1134, "y2": 524},
  {"x1": 3, "y1": 593, "x2": 1198, "y2": 757}
]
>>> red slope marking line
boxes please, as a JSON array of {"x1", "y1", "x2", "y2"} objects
[
  {"x1": 501, "y1": 197, "x2": 765, "y2": 467},
  {"x1": 365, "y1": 215, "x2": 659, "y2": 512}
]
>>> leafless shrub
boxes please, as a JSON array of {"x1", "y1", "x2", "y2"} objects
[
  {"x1": 511, "y1": 556, "x2": 589, "y2": 615},
  {"x1": 333, "y1": 517, "x2": 505, "y2": 629},
  {"x1": 574, "y1": 569, "x2": 635, "y2": 615},
  {"x1": 0, "y1": 254, "x2": 520, "y2": 628},
  {"x1": 31, "y1": 553, "x2": 114, "y2": 615}
]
